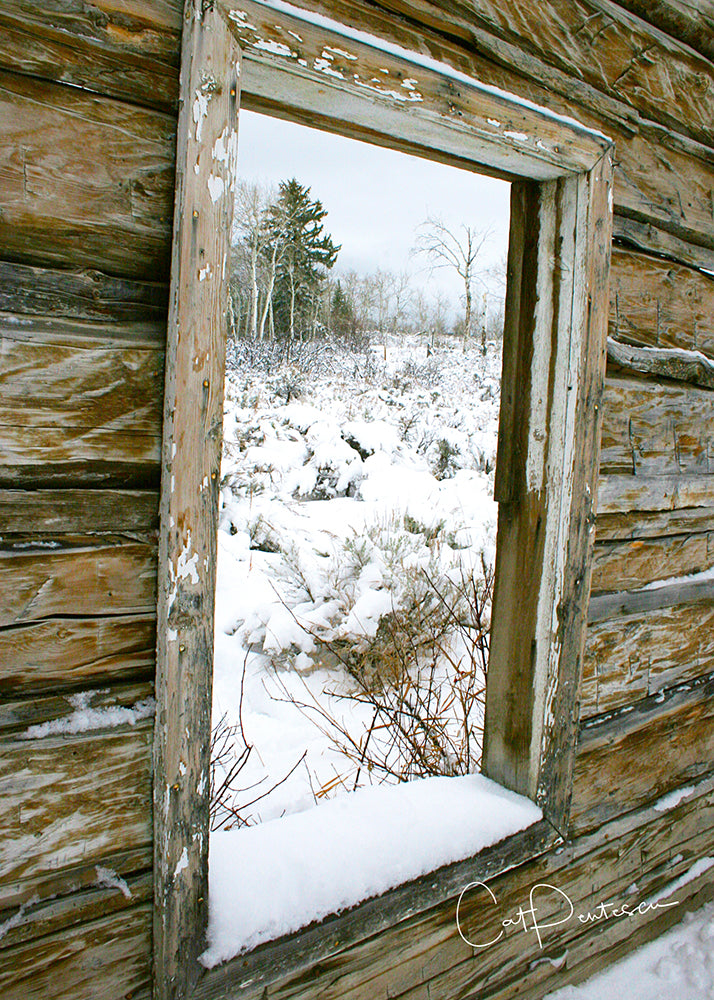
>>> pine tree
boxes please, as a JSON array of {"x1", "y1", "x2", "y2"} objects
[
  {"x1": 330, "y1": 279, "x2": 356, "y2": 338},
  {"x1": 267, "y1": 179, "x2": 340, "y2": 339}
]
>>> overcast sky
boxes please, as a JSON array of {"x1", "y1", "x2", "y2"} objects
[{"x1": 234, "y1": 109, "x2": 511, "y2": 307}]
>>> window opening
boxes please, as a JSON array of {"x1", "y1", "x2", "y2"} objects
[{"x1": 203, "y1": 109, "x2": 533, "y2": 965}]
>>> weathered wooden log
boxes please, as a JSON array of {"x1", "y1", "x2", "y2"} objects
[
  {"x1": 582, "y1": 600, "x2": 714, "y2": 716},
  {"x1": 0, "y1": 70, "x2": 174, "y2": 279},
  {"x1": 0, "y1": 902, "x2": 152, "y2": 1000},
  {"x1": 0, "y1": 0, "x2": 180, "y2": 112},
  {"x1": 600, "y1": 374, "x2": 714, "y2": 476},
  {"x1": 0, "y1": 614, "x2": 156, "y2": 695},
  {"x1": 0, "y1": 542, "x2": 156, "y2": 626},
  {"x1": 0, "y1": 261, "x2": 168, "y2": 323},
  {"x1": 596, "y1": 504, "x2": 714, "y2": 540},
  {"x1": 609, "y1": 248, "x2": 714, "y2": 358},
  {"x1": 591, "y1": 530, "x2": 714, "y2": 593},
  {"x1": 614, "y1": 0, "x2": 714, "y2": 63},
  {"x1": 0, "y1": 679, "x2": 154, "y2": 735},
  {"x1": 607, "y1": 339, "x2": 714, "y2": 390},
  {"x1": 0, "y1": 721, "x2": 153, "y2": 909},
  {"x1": 0, "y1": 871, "x2": 151, "y2": 952},
  {"x1": 0, "y1": 490, "x2": 159, "y2": 535},
  {"x1": 597, "y1": 472, "x2": 714, "y2": 515},
  {"x1": 272, "y1": 0, "x2": 714, "y2": 147},
  {"x1": 570, "y1": 673, "x2": 714, "y2": 835},
  {"x1": 613, "y1": 216, "x2": 714, "y2": 272}
]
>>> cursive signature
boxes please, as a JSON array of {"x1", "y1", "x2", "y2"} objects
[{"x1": 456, "y1": 881, "x2": 679, "y2": 951}]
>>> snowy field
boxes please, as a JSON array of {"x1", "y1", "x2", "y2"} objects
[{"x1": 212, "y1": 332, "x2": 502, "y2": 827}]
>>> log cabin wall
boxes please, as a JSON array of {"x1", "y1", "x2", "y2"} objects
[{"x1": 0, "y1": 2, "x2": 712, "y2": 1000}]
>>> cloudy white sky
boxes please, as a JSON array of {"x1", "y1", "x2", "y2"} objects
[{"x1": 234, "y1": 109, "x2": 511, "y2": 309}]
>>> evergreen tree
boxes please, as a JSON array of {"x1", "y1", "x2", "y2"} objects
[
  {"x1": 267, "y1": 179, "x2": 340, "y2": 339},
  {"x1": 330, "y1": 279, "x2": 356, "y2": 338}
]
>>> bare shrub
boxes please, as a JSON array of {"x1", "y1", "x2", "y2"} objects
[
  {"x1": 211, "y1": 656, "x2": 306, "y2": 830},
  {"x1": 271, "y1": 561, "x2": 492, "y2": 793}
]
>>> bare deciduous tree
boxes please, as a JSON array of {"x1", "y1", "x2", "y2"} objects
[{"x1": 413, "y1": 218, "x2": 492, "y2": 349}]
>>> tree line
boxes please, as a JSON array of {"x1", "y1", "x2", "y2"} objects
[{"x1": 229, "y1": 178, "x2": 504, "y2": 345}]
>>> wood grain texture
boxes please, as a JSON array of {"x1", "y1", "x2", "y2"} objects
[
  {"x1": 613, "y1": 0, "x2": 714, "y2": 62},
  {"x1": 596, "y1": 504, "x2": 714, "y2": 541},
  {"x1": 0, "y1": 261, "x2": 168, "y2": 322},
  {"x1": 0, "y1": 311, "x2": 164, "y2": 485},
  {"x1": 0, "y1": 870, "x2": 151, "y2": 952},
  {"x1": 570, "y1": 673, "x2": 714, "y2": 834},
  {"x1": 609, "y1": 247, "x2": 714, "y2": 357},
  {"x1": 0, "y1": 542, "x2": 156, "y2": 626},
  {"x1": 0, "y1": 614, "x2": 155, "y2": 695},
  {"x1": 613, "y1": 216, "x2": 714, "y2": 273},
  {"x1": 0, "y1": 70, "x2": 174, "y2": 279},
  {"x1": 153, "y1": 6, "x2": 240, "y2": 998},
  {"x1": 386, "y1": 0, "x2": 714, "y2": 146},
  {"x1": 0, "y1": 679, "x2": 153, "y2": 735},
  {"x1": 607, "y1": 338, "x2": 714, "y2": 390},
  {"x1": 230, "y1": 0, "x2": 609, "y2": 181},
  {"x1": 277, "y1": 0, "x2": 714, "y2": 146},
  {"x1": 599, "y1": 374, "x2": 714, "y2": 477},
  {"x1": 598, "y1": 472, "x2": 714, "y2": 514},
  {"x1": 0, "y1": 721, "x2": 153, "y2": 909},
  {"x1": 591, "y1": 530, "x2": 714, "y2": 593},
  {"x1": 0, "y1": 489, "x2": 159, "y2": 534},
  {"x1": 484, "y1": 153, "x2": 612, "y2": 830},
  {"x1": 0, "y1": 902, "x2": 152, "y2": 1000},
  {"x1": 196, "y1": 776, "x2": 714, "y2": 1000},
  {"x1": 0, "y1": 0, "x2": 180, "y2": 112},
  {"x1": 582, "y1": 600, "x2": 714, "y2": 716}
]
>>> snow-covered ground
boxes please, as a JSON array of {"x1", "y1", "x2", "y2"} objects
[
  {"x1": 212, "y1": 333, "x2": 502, "y2": 827},
  {"x1": 545, "y1": 900, "x2": 714, "y2": 999},
  {"x1": 205, "y1": 332, "x2": 509, "y2": 959}
]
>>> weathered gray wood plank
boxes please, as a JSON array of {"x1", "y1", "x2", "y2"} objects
[
  {"x1": 597, "y1": 472, "x2": 714, "y2": 515},
  {"x1": 230, "y1": 0, "x2": 609, "y2": 181},
  {"x1": 0, "y1": 721, "x2": 153, "y2": 909},
  {"x1": 607, "y1": 339, "x2": 714, "y2": 390},
  {"x1": 0, "y1": 871, "x2": 152, "y2": 952},
  {"x1": 0, "y1": 902, "x2": 152, "y2": 1000},
  {"x1": 570, "y1": 673, "x2": 714, "y2": 834},
  {"x1": 485, "y1": 153, "x2": 612, "y2": 830},
  {"x1": 0, "y1": 613, "x2": 155, "y2": 695},
  {"x1": 0, "y1": 489, "x2": 159, "y2": 534},
  {"x1": 0, "y1": 261, "x2": 168, "y2": 322},
  {"x1": 0, "y1": 70, "x2": 174, "y2": 279},
  {"x1": 609, "y1": 247, "x2": 714, "y2": 358},
  {"x1": 153, "y1": 6, "x2": 240, "y2": 999},
  {"x1": 591, "y1": 530, "x2": 714, "y2": 593},
  {"x1": 0, "y1": 679, "x2": 153, "y2": 734},
  {"x1": 613, "y1": 216, "x2": 714, "y2": 272},
  {"x1": 0, "y1": 0, "x2": 180, "y2": 112},
  {"x1": 195, "y1": 776, "x2": 714, "y2": 1000},
  {"x1": 582, "y1": 600, "x2": 714, "y2": 716},
  {"x1": 600, "y1": 374, "x2": 714, "y2": 476},
  {"x1": 0, "y1": 542, "x2": 156, "y2": 626}
]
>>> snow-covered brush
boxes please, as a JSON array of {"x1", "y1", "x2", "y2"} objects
[{"x1": 268, "y1": 562, "x2": 493, "y2": 793}]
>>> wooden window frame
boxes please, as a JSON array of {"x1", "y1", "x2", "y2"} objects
[{"x1": 153, "y1": 2, "x2": 614, "y2": 998}]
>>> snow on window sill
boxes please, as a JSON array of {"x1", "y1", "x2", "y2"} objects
[{"x1": 201, "y1": 772, "x2": 542, "y2": 967}]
